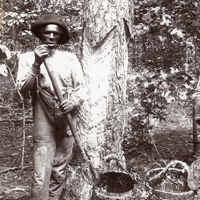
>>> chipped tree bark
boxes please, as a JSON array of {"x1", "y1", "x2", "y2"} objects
[{"x1": 63, "y1": 0, "x2": 133, "y2": 199}]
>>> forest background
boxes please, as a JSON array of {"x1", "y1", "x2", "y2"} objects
[{"x1": 0, "y1": 0, "x2": 200, "y2": 199}]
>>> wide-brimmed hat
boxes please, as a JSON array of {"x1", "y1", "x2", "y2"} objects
[{"x1": 31, "y1": 14, "x2": 70, "y2": 44}]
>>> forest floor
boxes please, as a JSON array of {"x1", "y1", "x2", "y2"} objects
[{"x1": 0, "y1": 103, "x2": 198, "y2": 200}]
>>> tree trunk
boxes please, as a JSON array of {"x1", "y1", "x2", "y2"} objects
[
  {"x1": 0, "y1": 0, "x2": 3, "y2": 34},
  {"x1": 63, "y1": 0, "x2": 133, "y2": 199}
]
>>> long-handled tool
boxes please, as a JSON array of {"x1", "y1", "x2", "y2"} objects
[{"x1": 44, "y1": 58, "x2": 98, "y2": 184}]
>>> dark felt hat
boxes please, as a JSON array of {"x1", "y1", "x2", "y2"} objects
[{"x1": 31, "y1": 14, "x2": 70, "y2": 44}]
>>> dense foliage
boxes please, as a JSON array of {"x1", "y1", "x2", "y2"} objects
[{"x1": 123, "y1": 0, "x2": 200, "y2": 155}]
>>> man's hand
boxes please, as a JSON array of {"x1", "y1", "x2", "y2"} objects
[
  {"x1": 34, "y1": 45, "x2": 49, "y2": 67},
  {"x1": 60, "y1": 99, "x2": 76, "y2": 114}
]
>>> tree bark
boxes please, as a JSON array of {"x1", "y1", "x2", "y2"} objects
[
  {"x1": 0, "y1": 0, "x2": 3, "y2": 34},
  {"x1": 63, "y1": 0, "x2": 133, "y2": 199}
]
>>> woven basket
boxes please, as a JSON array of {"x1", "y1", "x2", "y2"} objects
[{"x1": 146, "y1": 167, "x2": 194, "y2": 200}]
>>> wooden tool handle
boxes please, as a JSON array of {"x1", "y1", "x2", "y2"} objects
[
  {"x1": 43, "y1": 59, "x2": 98, "y2": 181},
  {"x1": 43, "y1": 59, "x2": 84, "y2": 153}
]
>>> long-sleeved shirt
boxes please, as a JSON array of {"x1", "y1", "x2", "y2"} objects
[{"x1": 16, "y1": 50, "x2": 87, "y2": 107}]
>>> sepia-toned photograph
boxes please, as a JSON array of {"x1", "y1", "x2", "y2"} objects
[{"x1": 0, "y1": 0, "x2": 200, "y2": 199}]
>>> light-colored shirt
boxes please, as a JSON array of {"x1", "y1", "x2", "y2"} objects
[{"x1": 16, "y1": 50, "x2": 86, "y2": 107}]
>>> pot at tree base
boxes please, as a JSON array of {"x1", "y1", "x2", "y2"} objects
[{"x1": 93, "y1": 172, "x2": 135, "y2": 200}]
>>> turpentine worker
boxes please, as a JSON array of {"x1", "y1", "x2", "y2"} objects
[{"x1": 16, "y1": 14, "x2": 86, "y2": 200}]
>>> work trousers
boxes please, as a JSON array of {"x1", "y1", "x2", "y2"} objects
[{"x1": 30, "y1": 96, "x2": 74, "y2": 200}]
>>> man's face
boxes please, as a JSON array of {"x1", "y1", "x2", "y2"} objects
[{"x1": 40, "y1": 24, "x2": 63, "y2": 48}]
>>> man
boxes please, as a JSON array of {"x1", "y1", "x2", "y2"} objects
[{"x1": 16, "y1": 14, "x2": 86, "y2": 200}]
